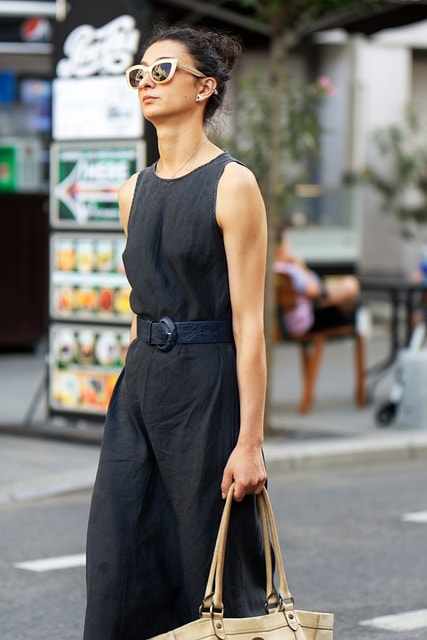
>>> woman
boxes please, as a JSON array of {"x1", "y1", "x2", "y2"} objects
[
  {"x1": 83, "y1": 23, "x2": 268, "y2": 640},
  {"x1": 275, "y1": 229, "x2": 360, "y2": 336}
]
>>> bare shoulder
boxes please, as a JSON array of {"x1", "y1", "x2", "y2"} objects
[
  {"x1": 118, "y1": 172, "x2": 139, "y2": 208},
  {"x1": 118, "y1": 172, "x2": 139, "y2": 235},
  {"x1": 217, "y1": 161, "x2": 265, "y2": 229},
  {"x1": 220, "y1": 161, "x2": 259, "y2": 192}
]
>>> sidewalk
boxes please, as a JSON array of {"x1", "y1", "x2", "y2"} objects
[{"x1": 1, "y1": 335, "x2": 427, "y2": 503}]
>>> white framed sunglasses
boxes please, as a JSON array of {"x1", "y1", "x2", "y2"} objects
[{"x1": 125, "y1": 58, "x2": 207, "y2": 89}]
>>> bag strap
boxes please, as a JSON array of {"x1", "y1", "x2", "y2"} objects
[
  {"x1": 201, "y1": 482, "x2": 234, "y2": 615},
  {"x1": 201, "y1": 484, "x2": 295, "y2": 623},
  {"x1": 259, "y1": 490, "x2": 299, "y2": 631},
  {"x1": 258, "y1": 488, "x2": 281, "y2": 611},
  {"x1": 259, "y1": 489, "x2": 294, "y2": 604}
]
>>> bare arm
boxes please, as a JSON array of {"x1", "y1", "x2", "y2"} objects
[
  {"x1": 118, "y1": 173, "x2": 139, "y2": 341},
  {"x1": 216, "y1": 162, "x2": 268, "y2": 501},
  {"x1": 118, "y1": 172, "x2": 138, "y2": 237}
]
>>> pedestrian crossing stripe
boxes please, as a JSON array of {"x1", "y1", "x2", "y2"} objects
[
  {"x1": 14, "y1": 553, "x2": 86, "y2": 572},
  {"x1": 360, "y1": 609, "x2": 427, "y2": 631},
  {"x1": 402, "y1": 510, "x2": 427, "y2": 523}
]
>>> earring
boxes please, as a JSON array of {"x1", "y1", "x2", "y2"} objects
[{"x1": 196, "y1": 94, "x2": 202, "y2": 102}]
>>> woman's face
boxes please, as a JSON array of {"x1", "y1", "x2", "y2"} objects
[{"x1": 137, "y1": 39, "x2": 203, "y2": 124}]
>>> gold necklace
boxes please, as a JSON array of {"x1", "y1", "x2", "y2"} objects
[{"x1": 170, "y1": 139, "x2": 208, "y2": 179}]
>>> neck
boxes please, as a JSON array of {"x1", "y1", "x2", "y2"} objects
[{"x1": 156, "y1": 126, "x2": 209, "y2": 178}]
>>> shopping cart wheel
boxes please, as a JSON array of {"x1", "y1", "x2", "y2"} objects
[{"x1": 375, "y1": 401, "x2": 397, "y2": 427}]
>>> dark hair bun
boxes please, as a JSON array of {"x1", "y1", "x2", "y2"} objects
[
  {"x1": 143, "y1": 22, "x2": 243, "y2": 121},
  {"x1": 208, "y1": 29, "x2": 243, "y2": 72}
]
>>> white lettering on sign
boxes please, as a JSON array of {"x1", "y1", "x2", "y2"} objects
[
  {"x1": 77, "y1": 159, "x2": 130, "y2": 182},
  {"x1": 56, "y1": 15, "x2": 140, "y2": 78}
]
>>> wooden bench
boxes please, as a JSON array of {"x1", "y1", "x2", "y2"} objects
[{"x1": 275, "y1": 272, "x2": 367, "y2": 413}]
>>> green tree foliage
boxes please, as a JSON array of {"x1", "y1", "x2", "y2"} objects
[
  {"x1": 225, "y1": 68, "x2": 335, "y2": 203},
  {"x1": 225, "y1": 0, "x2": 368, "y2": 265},
  {"x1": 225, "y1": 0, "x2": 376, "y2": 427},
  {"x1": 229, "y1": 0, "x2": 367, "y2": 36},
  {"x1": 364, "y1": 106, "x2": 427, "y2": 239},
  {"x1": 227, "y1": 0, "x2": 369, "y2": 230}
]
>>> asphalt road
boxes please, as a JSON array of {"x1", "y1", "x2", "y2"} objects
[
  {"x1": 1, "y1": 459, "x2": 426, "y2": 640},
  {"x1": 268, "y1": 459, "x2": 427, "y2": 640}
]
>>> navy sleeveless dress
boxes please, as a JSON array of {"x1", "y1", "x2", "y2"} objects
[{"x1": 83, "y1": 153, "x2": 266, "y2": 640}]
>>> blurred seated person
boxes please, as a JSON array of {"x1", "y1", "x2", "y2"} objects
[{"x1": 274, "y1": 230, "x2": 360, "y2": 337}]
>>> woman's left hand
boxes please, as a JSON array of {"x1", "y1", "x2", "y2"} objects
[{"x1": 221, "y1": 441, "x2": 267, "y2": 502}]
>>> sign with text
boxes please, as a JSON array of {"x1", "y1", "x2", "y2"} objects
[
  {"x1": 50, "y1": 141, "x2": 145, "y2": 228},
  {"x1": 56, "y1": 15, "x2": 140, "y2": 78},
  {"x1": 52, "y1": 75, "x2": 143, "y2": 140}
]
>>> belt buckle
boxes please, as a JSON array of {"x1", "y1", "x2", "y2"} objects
[{"x1": 157, "y1": 316, "x2": 178, "y2": 352}]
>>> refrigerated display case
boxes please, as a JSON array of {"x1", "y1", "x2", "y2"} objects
[
  {"x1": 50, "y1": 323, "x2": 130, "y2": 415},
  {"x1": 50, "y1": 232, "x2": 132, "y2": 323},
  {"x1": 48, "y1": 139, "x2": 145, "y2": 417}
]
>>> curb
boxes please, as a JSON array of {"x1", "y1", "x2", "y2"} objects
[
  {"x1": 263, "y1": 431, "x2": 427, "y2": 471},
  {"x1": 0, "y1": 422, "x2": 103, "y2": 445},
  {"x1": 1, "y1": 425, "x2": 427, "y2": 504},
  {"x1": 0, "y1": 469, "x2": 97, "y2": 505}
]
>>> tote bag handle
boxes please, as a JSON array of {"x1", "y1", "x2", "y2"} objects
[{"x1": 201, "y1": 484, "x2": 294, "y2": 619}]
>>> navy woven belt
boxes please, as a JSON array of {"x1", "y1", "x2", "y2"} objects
[{"x1": 137, "y1": 316, "x2": 234, "y2": 352}]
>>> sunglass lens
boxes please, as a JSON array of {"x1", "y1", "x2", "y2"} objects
[
  {"x1": 129, "y1": 68, "x2": 144, "y2": 87},
  {"x1": 151, "y1": 62, "x2": 173, "y2": 83}
]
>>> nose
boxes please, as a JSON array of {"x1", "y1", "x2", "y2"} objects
[{"x1": 139, "y1": 70, "x2": 153, "y2": 88}]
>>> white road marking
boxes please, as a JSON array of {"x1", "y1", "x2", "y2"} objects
[
  {"x1": 402, "y1": 510, "x2": 427, "y2": 523},
  {"x1": 14, "y1": 553, "x2": 86, "y2": 572},
  {"x1": 360, "y1": 609, "x2": 427, "y2": 631}
]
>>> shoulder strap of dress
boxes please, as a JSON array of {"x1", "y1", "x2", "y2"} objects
[{"x1": 219, "y1": 151, "x2": 246, "y2": 169}]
